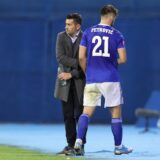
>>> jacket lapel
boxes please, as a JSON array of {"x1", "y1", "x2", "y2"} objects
[
  {"x1": 73, "y1": 31, "x2": 83, "y2": 58},
  {"x1": 64, "y1": 32, "x2": 73, "y2": 57}
]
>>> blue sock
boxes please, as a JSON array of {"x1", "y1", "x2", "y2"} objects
[
  {"x1": 77, "y1": 114, "x2": 89, "y2": 141},
  {"x1": 111, "y1": 118, "x2": 123, "y2": 146}
]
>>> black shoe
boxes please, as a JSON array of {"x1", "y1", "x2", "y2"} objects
[
  {"x1": 56, "y1": 146, "x2": 73, "y2": 155},
  {"x1": 65, "y1": 148, "x2": 76, "y2": 156}
]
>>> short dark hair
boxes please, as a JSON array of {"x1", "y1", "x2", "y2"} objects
[
  {"x1": 100, "y1": 4, "x2": 118, "y2": 17},
  {"x1": 66, "y1": 13, "x2": 82, "y2": 25}
]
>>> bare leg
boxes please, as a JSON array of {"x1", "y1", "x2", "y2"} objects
[
  {"x1": 109, "y1": 105, "x2": 122, "y2": 118},
  {"x1": 83, "y1": 106, "x2": 96, "y2": 117}
]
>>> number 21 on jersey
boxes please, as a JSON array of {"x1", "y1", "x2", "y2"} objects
[{"x1": 92, "y1": 36, "x2": 110, "y2": 57}]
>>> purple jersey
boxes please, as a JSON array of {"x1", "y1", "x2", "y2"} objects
[{"x1": 80, "y1": 24, "x2": 125, "y2": 83}]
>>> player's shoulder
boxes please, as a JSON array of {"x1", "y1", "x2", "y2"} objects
[
  {"x1": 85, "y1": 24, "x2": 99, "y2": 32},
  {"x1": 91, "y1": 24, "x2": 100, "y2": 28},
  {"x1": 112, "y1": 27, "x2": 123, "y2": 37},
  {"x1": 90, "y1": 24, "x2": 101, "y2": 30}
]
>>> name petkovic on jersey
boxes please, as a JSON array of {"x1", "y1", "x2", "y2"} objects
[{"x1": 91, "y1": 28, "x2": 113, "y2": 34}]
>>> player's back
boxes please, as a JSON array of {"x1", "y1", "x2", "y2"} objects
[{"x1": 80, "y1": 24, "x2": 125, "y2": 83}]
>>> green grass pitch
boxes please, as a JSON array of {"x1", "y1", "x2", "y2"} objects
[{"x1": 0, "y1": 145, "x2": 81, "y2": 160}]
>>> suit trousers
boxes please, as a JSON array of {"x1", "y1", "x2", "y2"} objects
[{"x1": 61, "y1": 80, "x2": 83, "y2": 147}]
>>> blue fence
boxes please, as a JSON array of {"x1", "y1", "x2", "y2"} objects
[{"x1": 0, "y1": 0, "x2": 160, "y2": 123}]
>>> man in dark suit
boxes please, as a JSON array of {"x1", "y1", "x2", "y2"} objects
[{"x1": 54, "y1": 13, "x2": 85, "y2": 155}]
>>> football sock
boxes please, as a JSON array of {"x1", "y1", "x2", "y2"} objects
[
  {"x1": 77, "y1": 114, "x2": 89, "y2": 141},
  {"x1": 111, "y1": 118, "x2": 123, "y2": 146}
]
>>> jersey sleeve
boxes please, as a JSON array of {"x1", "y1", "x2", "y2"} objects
[
  {"x1": 80, "y1": 30, "x2": 87, "y2": 47},
  {"x1": 117, "y1": 33, "x2": 125, "y2": 49}
]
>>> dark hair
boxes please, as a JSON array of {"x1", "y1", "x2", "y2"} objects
[
  {"x1": 66, "y1": 13, "x2": 82, "y2": 25},
  {"x1": 100, "y1": 4, "x2": 118, "y2": 17}
]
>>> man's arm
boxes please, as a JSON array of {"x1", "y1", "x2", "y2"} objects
[
  {"x1": 70, "y1": 69, "x2": 85, "y2": 79},
  {"x1": 56, "y1": 33, "x2": 78, "y2": 68},
  {"x1": 117, "y1": 48, "x2": 127, "y2": 64},
  {"x1": 58, "y1": 67, "x2": 85, "y2": 80},
  {"x1": 79, "y1": 45, "x2": 87, "y2": 74}
]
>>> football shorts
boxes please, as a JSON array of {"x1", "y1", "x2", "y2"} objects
[{"x1": 83, "y1": 82, "x2": 123, "y2": 107}]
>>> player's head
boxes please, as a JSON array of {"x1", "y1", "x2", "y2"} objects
[
  {"x1": 100, "y1": 4, "x2": 118, "y2": 26},
  {"x1": 65, "y1": 13, "x2": 82, "y2": 36}
]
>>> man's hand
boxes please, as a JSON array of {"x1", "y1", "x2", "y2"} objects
[{"x1": 58, "y1": 72, "x2": 72, "y2": 80}]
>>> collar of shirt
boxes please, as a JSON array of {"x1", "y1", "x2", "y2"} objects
[
  {"x1": 98, "y1": 23, "x2": 110, "y2": 26},
  {"x1": 68, "y1": 30, "x2": 80, "y2": 43}
]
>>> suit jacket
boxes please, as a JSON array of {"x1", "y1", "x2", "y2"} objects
[{"x1": 54, "y1": 31, "x2": 85, "y2": 104}]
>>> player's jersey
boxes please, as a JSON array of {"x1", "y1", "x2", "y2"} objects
[{"x1": 80, "y1": 24, "x2": 125, "y2": 83}]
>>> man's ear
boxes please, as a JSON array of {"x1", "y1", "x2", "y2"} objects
[{"x1": 76, "y1": 24, "x2": 81, "y2": 30}]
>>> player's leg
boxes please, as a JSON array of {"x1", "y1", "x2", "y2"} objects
[
  {"x1": 74, "y1": 84, "x2": 101, "y2": 155},
  {"x1": 99, "y1": 82, "x2": 123, "y2": 147},
  {"x1": 74, "y1": 106, "x2": 96, "y2": 155},
  {"x1": 109, "y1": 105, "x2": 122, "y2": 148},
  {"x1": 76, "y1": 106, "x2": 96, "y2": 142},
  {"x1": 110, "y1": 106, "x2": 132, "y2": 155},
  {"x1": 76, "y1": 83, "x2": 101, "y2": 143},
  {"x1": 99, "y1": 82, "x2": 132, "y2": 155}
]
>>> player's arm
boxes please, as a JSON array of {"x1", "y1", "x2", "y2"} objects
[
  {"x1": 79, "y1": 45, "x2": 87, "y2": 74},
  {"x1": 117, "y1": 48, "x2": 127, "y2": 64}
]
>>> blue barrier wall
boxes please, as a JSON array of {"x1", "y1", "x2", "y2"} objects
[{"x1": 0, "y1": 0, "x2": 160, "y2": 123}]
